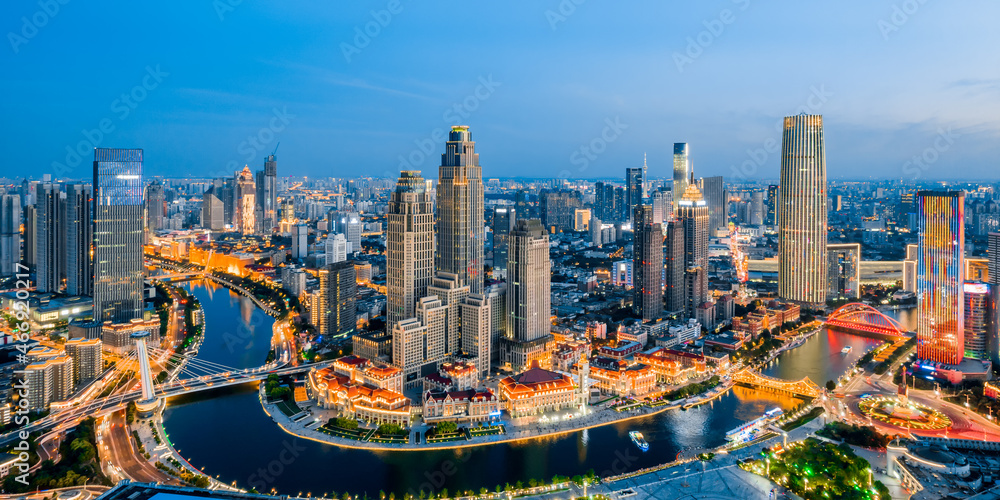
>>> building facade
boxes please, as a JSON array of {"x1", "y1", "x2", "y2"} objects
[
  {"x1": 93, "y1": 148, "x2": 145, "y2": 323},
  {"x1": 436, "y1": 126, "x2": 485, "y2": 294},
  {"x1": 386, "y1": 170, "x2": 434, "y2": 335},
  {"x1": 917, "y1": 191, "x2": 965, "y2": 365}
]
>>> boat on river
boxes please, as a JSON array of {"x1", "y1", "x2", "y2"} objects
[{"x1": 629, "y1": 431, "x2": 649, "y2": 451}]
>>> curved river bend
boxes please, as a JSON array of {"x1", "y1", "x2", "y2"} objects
[{"x1": 162, "y1": 280, "x2": 894, "y2": 495}]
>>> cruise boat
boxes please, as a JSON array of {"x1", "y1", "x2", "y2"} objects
[
  {"x1": 629, "y1": 431, "x2": 649, "y2": 451},
  {"x1": 725, "y1": 408, "x2": 784, "y2": 443},
  {"x1": 841, "y1": 346, "x2": 852, "y2": 354}
]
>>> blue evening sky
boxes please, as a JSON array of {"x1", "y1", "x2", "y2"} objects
[{"x1": 2, "y1": 1, "x2": 998, "y2": 181}]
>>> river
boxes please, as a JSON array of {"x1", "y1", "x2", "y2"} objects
[{"x1": 162, "y1": 280, "x2": 889, "y2": 496}]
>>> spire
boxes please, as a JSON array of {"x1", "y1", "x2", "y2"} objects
[{"x1": 643, "y1": 152, "x2": 647, "y2": 169}]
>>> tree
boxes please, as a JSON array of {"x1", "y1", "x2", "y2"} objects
[
  {"x1": 436, "y1": 421, "x2": 458, "y2": 434},
  {"x1": 479, "y1": 488, "x2": 488, "y2": 496},
  {"x1": 826, "y1": 380, "x2": 836, "y2": 391}
]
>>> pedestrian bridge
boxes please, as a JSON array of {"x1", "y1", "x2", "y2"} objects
[{"x1": 732, "y1": 369, "x2": 822, "y2": 398}]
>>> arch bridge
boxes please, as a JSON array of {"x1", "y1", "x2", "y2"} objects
[
  {"x1": 732, "y1": 368, "x2": 821, "y2": 398},
  {"x1": 826, "y1": 302, "x2": 911, "y2": 339}
]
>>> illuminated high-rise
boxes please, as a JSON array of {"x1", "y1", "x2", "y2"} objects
[
  {"x1": 672, "y1": 143, "x2": 689, "y2": 215},
  {"x1": 93, "y1": 148, "x2": 145, "y2": 323},
  {"x1": 777, "y1": 114, "x2": 828, "y2": 306},
  {"x1": 663, "y1": 219, "x2": 685, "y2": 314},
  {"x1": 386, "y1": 171, "x2": 434, "y2": 335},
  {"x1": 625, "y1": 167, "x2": 643, "y2": 224},
  {"x1": 677, "y1": 177, "x2": 709, "y2": 318},
  {"x1": 492, "y1": 207, "x2": 515, "y2": 278},
  {"x1": 963, "y1": 282, "x2": 991, "y2": 361},
  {"x1": 502, "y1": 219, "x2": 551, "y2": 370},
  {"x1": 916, "y1": 191, "x2": 964, "y2": 365},
  {"x1": 436, "y1": 126, "x2": 485, "y2": 294},
  {"x1": 633, "y1": 204, "x2": 662, "y2": 322},
  {"x1": 258, "y1": 153, "x2": 278, "y2": 233},
  {"x1": 0, "y1": 194, "x2": 21, "y2": 277},
  {"x1": 235, "y1": 166, "x2": 256, "y2": 235},
  {"x1": 65, "y1": 183, "x2": 93, "y2": 296}
]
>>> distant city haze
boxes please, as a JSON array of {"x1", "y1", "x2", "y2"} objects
[{"x1": 3, "y1": 2, "x2": 999, "y2": 179}]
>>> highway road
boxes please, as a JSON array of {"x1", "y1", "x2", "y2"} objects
[{"x1": 99, "y1": 411, "x2": 177, "y2": 484}]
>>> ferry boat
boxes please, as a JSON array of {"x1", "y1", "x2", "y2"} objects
[
  {"x1": 725, "y1": 408, "x2": 784, "y2": 443},
  {"x1": 629, "y1": 431, "x2": 649, "y2": 451},
  {"x1": 841, "y1": 346, "x2": 852, "y2": 354}
]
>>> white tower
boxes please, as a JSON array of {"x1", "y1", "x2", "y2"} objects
[{"x1": 132, "y1": 331, "x2": 159, "y2": 417}]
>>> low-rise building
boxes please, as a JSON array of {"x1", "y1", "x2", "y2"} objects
[
  {"x1": 498, "y1": 361, "x2": 577, "y2": 417},
  {"x1": 422, "y1": 389, "x2": 500, "y2": 423},
  {"x1": 589, "y1": 357, "x2": 656, "y2": 396},
  {"x1": 308, "y1": 356, "x2": 410, "y2": 426},
  {"x1": 598, "y1": 340, "x2": 642, "y2": 360},
  {"x1": 634, "y1": 347, "x2": 698, "y2": 384}
]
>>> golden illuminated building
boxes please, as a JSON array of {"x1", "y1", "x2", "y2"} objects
[
  {"x1": 308, "y1": 355, "x2": 409, "y2": 425},
  {"x1": 589, "y1": 357, "x2": 655, "y2": 397},
  {"x1": 498, "y1": 361, "x2": 577, "y2": 417}
]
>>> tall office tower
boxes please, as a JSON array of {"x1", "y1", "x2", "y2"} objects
[
  {"x1": 672, "y1": 143, "x2": 690, "y2": 215},
  {"x1": 988, "y1": 233, "x2": 1000, "y2": 366},
  {"x1": 765, "y1": 184, "x2": 779, "y2": 226},
  {"x1": 916, "y1": 191, "x2": 965, "y2": 365},
  {"x1": 461, "y1": 294, "x2": 492, "y2": 378},
  {"x1": 324, "y1": 260, "x2": 357, "y2": 337},
  {"x1": 650, "y1": 190, "x2": 668, "y2": 224},
  {"x1": 146, "y1": 181, "x2": 166, "y2": 232},
  {"x1": 827, "y1": 243, "x2": 861, "y2": 301},
  {"x1": 93, "y1": 148, "x2": 145, "y2": 323},
  {"x1": 234, "y1": 166, "x2": 256, "y2": 235},
  {"x1": 614, "y1": 186, "x2": 626, "y2": 222},
  {"x1": 290, "y1": 224, "x2": 308, "y2": 260},
  {"x1": 23, "y1": 205, "x2": 36, "y2": 269},
  {"x1": 436, "y1": 126, "x2": 485, "y2": 294},
  {"x1": 514, "y1": 189, "x2": 530, "y2": 220},
  {"x1": 503, "y1": 219, "x2": 551, "y2": 370},
  {"x1": 386, "y1": 171, "x2": 434, "y2": 334},
  {"x1": 539, "y1": 190, "x2": 582, "y2": 231},
  {"x1": 427, "y1": 272, "x2": 470, "y2": 356},
  {"x1": 492, "y1": 207, "x2": 515, "y2": 278},
  {"x1": 281, "y1": 199, "x2": 295, "y2": 222},
  {"x1": 0, "y1": 194, "x2": 21, "y2": 277},
  {"x1": 201, "y1": 190, "x2": 225, "y2": 230},
  {"x1": 64, "y1": 337, "x2": 102, "y2": 386},
  {"x1": 258, "y1": 153, "x2": 278, "y2": 233},
  {"x1": 899, "y1": 192, "x2": 916, "y2": 229},
  {"x1": 36, "y1": 182, "x2": 63, "y2": 292},
  {"x1": 594, "y1": 182, "x2": 608, "y2": 221},
  {"x1": 600, "y1": 183, "x2": 617, "y2": 222},
  {"x1": 625, "y1": 167, "x2": 643, "y2": 224},
  {"x1": 590, "y1": 215, "x2": 603, "y2": 247},
  {"x1": 325, "y1": 233, "x2": 348, "y2": 265},
  {"x1": 963, "y1": 283, "x2": 991, "y2": 360},
  {"x1": 340, "y1": 213, "x2": 362, "y2": 252},
  {"x1": 663, "y1": 220, "x2": 686, "y2": 314},
  {"x1": 677, "y1": 178, "x2": 709, "y2": 318},
  {"x1": 698, "y1": 176, "x2": 725, "y2": 233},
  {"x1": 64, "y1": 184, "x2": 93, "y2": 296},
  {"x1": 484, "y1": 282, "x2": 507, "y2": 362},
  {"x1": 633, "y1": 205, "x2": 663, "y2": 322},
  {"x1": 749, "y1": 190, "x2": 765, "y2": 226},
  {"x1": 214, "y1": 177, "x2": 235, "y2": 225},
  {"x1": 777, "y1": 114, "x2": 828, "y2": 307}
]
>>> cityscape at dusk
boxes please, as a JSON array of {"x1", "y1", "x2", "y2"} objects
[{"x1": 3, "y1": 3, "x2": 1000, "y2": 500}]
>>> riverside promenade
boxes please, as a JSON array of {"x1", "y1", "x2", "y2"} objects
[{"x1": 259, "y1": 380, "x2": 735, "y2": 451}]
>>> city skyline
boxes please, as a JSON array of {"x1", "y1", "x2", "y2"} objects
[{"x1": 4, "y1": 3, "x2": 999, "y2": 181}]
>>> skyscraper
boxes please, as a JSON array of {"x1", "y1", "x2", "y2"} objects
[
  {"x1": 436, "y1": 126, "x2": 485, "y2": 294},
  {"x1": 677, "y1": 178, "x2": 709, "y2": 318},
  {"x1": 0, "y1": 194, "x2": 21, "y2": 277},
  {"x1": 698, "y1": 176, "x2": 725, "y2": 234},
  {"x1": 633, "y1": 205, "x2": 662, "y2": 322},
  {"x1": 777, "y1": 114, "x2": 828, "y2": 306},
  {"x1": 201, "y1": 190, "x2": 224, "y2": 230},
  {"x1": 766, "y1": 184, "x2": 779, "y2": 226},
  {"x1": 386, "y1": 170, "x2": 434, "y2": 335},
  {"x1": 325, "y1": 233, "x2": 348, "y2": 265},
  {"x1": 146, "y1": 181, "x2": 166, "y2": 232},
  {"x1": 964, "y1": 283, "x2": 991, "y2": 361},
  {"x1": 65, "y1": 183, "x2": 93, "y2": 296},
  {"x1": 258, "y1": 153, "x2": 278, "y2": 233},
  {"x1": 93, "y1": 148, "x2": 145, "y2": 323},
  {"x1": 539, "y1": 189, "x2": 581, "y2": 232},
  {"x1": 492, "y1": 207, "x2": 515, "y2": 278},
  {"x1": 672, "y1": 143, "x2": 690, "y2": 215},
  {"x1": 916, "y1": 191, "x2": 964, "y2": 365},
  {"x1": 663, "y1": 219, "x2": 685, "y2": 314},
  {"x1": 290, "y1": 224, "x2": 308, "y2": 260},
  {"x1": 625, "y1": 167, "x2": 643, "y2": 224},
  {"x1": 323, "y1": 260, "x2": 357, "y2": 337},
  {"x1": 36, "y1": 182, "x2": 63, "y2": 293},
  {"x1": 235, "y1": 166, "x2": 256, "y2": 235},
  {"x1": 988, "y1": 232, "x2": 1000, "y2": 366},
  {"x1": 503, "y1": 219, "x2": 551, "y2": 370},
  {"x1": 827, "y1": 243, "x2": 860, "y2": 301}
]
